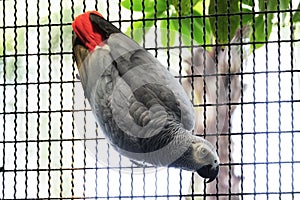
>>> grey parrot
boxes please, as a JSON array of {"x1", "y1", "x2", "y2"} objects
[{"x1": 72, "y1": 11, "x2": 219, "y2": 182}]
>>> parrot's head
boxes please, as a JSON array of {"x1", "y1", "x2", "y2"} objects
[
  {"x1": 171, "y1": 135, "x2": 219, "y2": 183},
  {"x1": 192, "y1": 137, "x2": 219, "y2": 183},
  {"x1": 72, "y1": 11, "x2": 120, "y2": 71}
]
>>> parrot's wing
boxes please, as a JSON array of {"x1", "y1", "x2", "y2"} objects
[{"x1": 106, "y1": 33, "x2": 195, "y2": 131}]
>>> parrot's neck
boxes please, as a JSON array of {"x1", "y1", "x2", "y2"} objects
[
  {"x1": 144, "y1": 126, "x2": 197, "y2": 168},
  {"x1": 168, "y1": 133, "x2": 204, "y2": 171},
  {"x1": 116, "y1": 125, "x2": 196, "y2": 167}
]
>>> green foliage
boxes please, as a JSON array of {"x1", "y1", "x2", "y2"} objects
[
  {"x1": 160, "y1": 12, "x2": 177, "y2": 47},
  {"x1": 208, "y1": 0, "x2": 240, "y2": 45},
  {"x1": 121, "y1": 0, "x2": 300, "y2": 50},
  {"x1": 242, "y1": 0, "x2": 253, "y2": 6},
  {"x1": 280, "y1": 0, "x2": 289, "y2": 22},
  {"x1": 249, "y1": 0, "x2": 277, "y2": 49},
  {"x1": 0, "y1": 28, "x2": 27, "y2": 81},
  {"x1": 160, "y1": 8, "x2": 211, "y2": 46},
  {"x1": 169, "y1": 0, "x2": 201, "y2": 15},
  {"x1": 121, "y1": 0, "x2": 167, "y2": 12},
  {"x1": 293, "y1": 2, "x2": 300, "y2": 23},
  {"x1": 122, "y1": 0, "x2": 213, "y2": 46},
  {"x1": 125, "y1": 11, "x2": 164, "y2": 43}
]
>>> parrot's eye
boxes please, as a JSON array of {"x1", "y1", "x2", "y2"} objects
[{"x1": 198, "y1": 147, "x2": 208, "y2": 158}]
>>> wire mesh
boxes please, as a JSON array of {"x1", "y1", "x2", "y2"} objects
[{"x1": 0, "y1": 0, "x2": 300, "y2": 199}]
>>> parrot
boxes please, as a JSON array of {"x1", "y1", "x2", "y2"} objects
[{"x1": 72, "y1": 11, "x2": 219, "y2": 183}]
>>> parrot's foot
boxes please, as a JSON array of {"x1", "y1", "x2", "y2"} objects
[{"x1": 76, "y1": 73, "x2": 80, "y2": 80}]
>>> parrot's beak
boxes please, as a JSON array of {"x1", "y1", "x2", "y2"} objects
[{"x1": 197, "y1": 164, "x2": 219, "y2": 183}]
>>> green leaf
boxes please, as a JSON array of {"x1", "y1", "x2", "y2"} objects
[
  {"x1": 121, "y1": 0, "x2": 167, "y2": 12},
  {"x1": 181, "y1": 8, "x2": 210, "y2": 45},
  {"x1": 258, "y1": 0, "x2": 266, "y2": 12},
  {"x1": 258, "y1": 0, "x2": 277, "y2": 12},
  {"x1": 170, "y1": 0, "x2": 202, "y2": 15},
  {"x1": 125, "y1": 11, "x2": 162, "y2": 43},
  {"x1": 251, "y1": 0, "x2": 276, "y2": 49},
  {"x1": 250, "y1": 14, "x2": 273, "y2": 49},
  {"x1": 280, "y1": 0, "x2": 289, "y2": 22},
  {"x1": 293, "y1": 2, "x2": 300, "y2": 23},
  {"x1": 241, "y1": 8, "x2": 253, "y2": 25},
  {"x1": 166, "y1": 9, "x2": 210, "y2": 46},
  {"x1": 160, "y1": 14, "x2": 177, "y2": 47},
  {"x1": 193, "y1": 0, "x2": 207, "y2": 15},
  {"x1": 208, "y1": 0, "x2": 240, "y2": 44},
  {"x1": 0, "y1": 32, "x2": 14, "y2": 54},
  {"x1": 251, "y1": 15, "x2": 264, "y2": 49},
  {"x1": 242, "y1": 0, "x2": 253, "y2": 6}
]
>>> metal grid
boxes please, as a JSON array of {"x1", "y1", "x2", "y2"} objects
[{"x1": 0, "y1": 0, "x2": 300, "y2": 199}]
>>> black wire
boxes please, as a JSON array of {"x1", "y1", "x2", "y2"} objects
[
  {"x1": 94, "y1": 118, "x2": 100, "y2": 198},
  {"x1": 177, "y1": 2, "x2": 184, "y2": 200},
  {"x1": 1, "y1": 37, "x2": 300, "y2": 59},
  {"x1": 59, "y1": 0, "x2": 64, "y2": 198},
  {"x1": 289, "y1": 1, "x2": 295, "y2": 199},
  {"x1": 213, "y1": 0, "x2": 220, "y2": 196},
  {"x1": 106, "y1": 143, "x2": 110, "y2": 198},
  {"x1": 277, "y1": 0, "x2": 282, "y2": 198},
  {"x1": 13, "y1": 0, "x2": 18, "y2": 198},
  {"x1": 118, "y1": 1, "x2": 123, "y2": 199},
  {"x1": 166, "y1": 0, "x2": 170, "y2": 71},
  {"x1": 70, "y1": 1, "x2": 75, "y2": 197},
  {"x1": 264, "y1": 0, "x2": 269, "y2": 199},
  {"x1": 202, "y1": 0, "x2": 207, "y2": 139},
  {"x1": 118, "y1": 154, "x2": 122, "y2": 200},
  {"x1": 189, "y1": 0, "x2": 195, "y2": 198},
  {"x1": 36, "y1": 0, "x2": 41, "y2": 198},
  {"x1": 226, "y1": 0, "x2": 233, "y2": 198},
  {"x1": 82, "y1": 3, "x2": 88, "y2": 198},
  {"x1": 239, "y1": 1, "x2": 245, "y2": 199},
  {"x1": 24, "y1": 0, "x2": 29, "y2": 197},
  {"x1": 154, "y1": 0, "x2": 159, "y2": 198},
  {"x1": 251, "y1": 1, "x2": 257, "y2": 199},
  {"x1": 1, "y1": 0, "x2": 6, "y2": 198},
  {"x1": 47, "y1": 0, "x2": 53, "y2": 197},
  {"x1": 82, "y1": 97, "x2": 88, "y2": 199},
  {"x1": 128, "y1": 1, "x2": 134, "y2": 199}
]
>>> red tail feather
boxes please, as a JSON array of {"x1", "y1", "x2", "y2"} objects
[{"x1": 72, "y1": 11, "x2": 104, "y2": 51}]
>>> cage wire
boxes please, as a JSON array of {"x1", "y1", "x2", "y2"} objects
[{"x1": 0, "y1": 0, "x2": 300, "y2": 199}]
